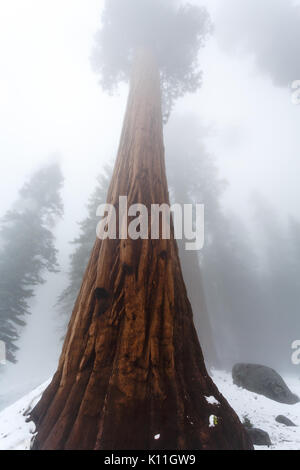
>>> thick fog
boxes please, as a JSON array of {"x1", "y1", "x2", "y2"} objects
[
  {"x1": 216, "y1": 0, "x2": 300, "y2": 87},
  {"x1": 0, "y1": 0, "x2": 299, "y2": 409}
]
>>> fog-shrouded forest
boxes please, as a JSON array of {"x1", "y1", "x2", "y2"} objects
[{"x1": 0, "y1": 0, "x2": 300, "y2": 451}]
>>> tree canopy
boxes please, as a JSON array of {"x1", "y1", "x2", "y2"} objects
[{"x1": 92, "y1": 0, "x2": 211, "y2": 121}]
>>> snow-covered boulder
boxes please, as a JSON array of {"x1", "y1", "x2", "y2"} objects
[
  {"x1": 232, "y1": 364, "x2": 299, "y2": 405},
  {"x1": 245, "y1": 427, "x2": 272, "y2": 447},
  {"x1": 275, "y1": 415, "x2": 297, "y2": 427}
]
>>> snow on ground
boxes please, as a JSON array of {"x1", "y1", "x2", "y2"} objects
[
  {"x1": 212, "y1": 369, "x2": 300, "y2": 450},
  {"x1": 0, "y1": 371, "x2": 299, "y2": 450},
  {"x1": 0, "y1": 380, "x2": 49, "y2": 450}
]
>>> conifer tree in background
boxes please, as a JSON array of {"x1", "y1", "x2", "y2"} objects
[
  {"x1": 0, "y1": 163, "x2": 64, "y2": 363},
  {"x1": 251, "y1": 199, "x2": 300, "y2": 370},
  {"x1": 166, "y1": 116, "x2": 263, "y2": 369},
  {"x1": 58, "y1": 166, "x2": 111, "y2": 333},
  {"x1": 166, "y1": 117, "x2": 221, "y2": 369}
]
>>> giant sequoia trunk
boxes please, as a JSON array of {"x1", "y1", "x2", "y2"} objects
[{"x1": 30, "y1": 49, "x2": 252, "y2": 450}]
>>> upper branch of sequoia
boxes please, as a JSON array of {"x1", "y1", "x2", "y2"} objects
[{"x1": 92, "y1": 0, "x2": 211, "y2": 122}]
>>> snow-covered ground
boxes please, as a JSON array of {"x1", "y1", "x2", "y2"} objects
[
  {"x1": 0, "y1": 380, "x2": 49, "y2": 450},
  {"x1": 0, "y1": 371, "x2": 299, "y2": 450},
  {"x1": 213, "y1": 370, "x2": 300, "y2": 450}
]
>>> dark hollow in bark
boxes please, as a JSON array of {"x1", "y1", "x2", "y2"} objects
[{"x1": 29, "y1": 49, "x2": 253, "y2": 450}]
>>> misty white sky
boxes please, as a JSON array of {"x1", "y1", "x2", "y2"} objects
[
  {"x1": 0, "y1": 0, "x2": 299, "y2": 402},
  {"x1": 0, "y1": 0, "x2": 299, "y2": 229}
]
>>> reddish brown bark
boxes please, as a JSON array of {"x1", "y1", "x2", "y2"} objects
[{"x1": 30, "y1": 49, "x2": 252, "y2": 450}]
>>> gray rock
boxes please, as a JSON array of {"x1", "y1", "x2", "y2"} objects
[
  {"x1": 245, "y1": 427, "x2": 272, "y2": 447},
  {"x1": 232, "y1": 363, "x2": 299, "y2": 405},
  {"x1": 275, "y1": 415, "x2": 297, "y2": 427}
]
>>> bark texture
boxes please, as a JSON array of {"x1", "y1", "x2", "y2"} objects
[{"x1": 30, "y1": 49, "x2": 253, "y2": 450}]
